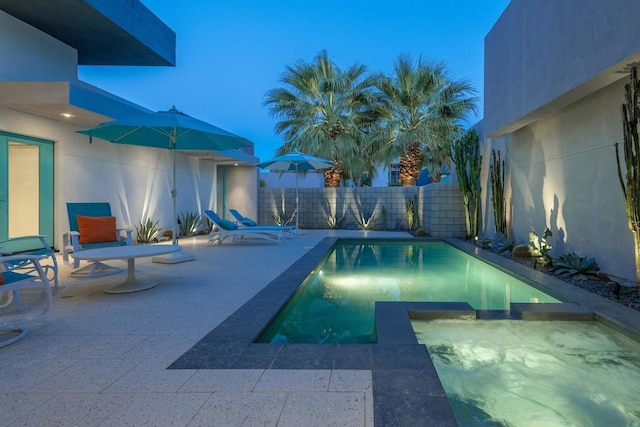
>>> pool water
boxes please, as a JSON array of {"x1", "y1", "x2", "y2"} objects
[
  {"x1": 413, "y1": 319, "x2": 640, "y2": 426},
  {"x1": 258, "y1": 241, "x2": 559, "y2": 343}
]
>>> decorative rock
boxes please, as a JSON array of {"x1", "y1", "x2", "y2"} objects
[
  {"x1": 414, "y1": 228, "x2": 428, "y2": 237},
  {"x1": 512, "y1": 244, "x2": 531, "y2": 258}
]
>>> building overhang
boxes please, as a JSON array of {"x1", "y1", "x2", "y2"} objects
[
  {"x1": 180, "y1": 146, "x2": 259, "y2": 168},
  {"x1": 0, "y1": 0, "x2": 175, "y2": 66},
  {"x1": 0, "y1": 80, "x2": 257, "y2": 166},
  {"x1": 0, "y1": 80, "x2": 152, "y2": 128}
]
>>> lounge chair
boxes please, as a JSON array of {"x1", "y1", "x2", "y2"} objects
[
  {"x1": 63, "y1": 202, "x2": 134, "y2": 277},
  {"x1": 203, "y1": 210, "x2": 283, "y2": 245},
  {"x1": 0, "y1": 235, "x2": 59, "y2": 291},
  {"x1": 0, "y1": 254, "x2": 53, "y2": 347},
  {"x1": 229, "y1": 209, "x2": 297, "y2": 239}
]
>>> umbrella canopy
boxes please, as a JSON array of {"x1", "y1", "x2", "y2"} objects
[
  {"x1": 256, "y1": 150, "x2": 335, "y2": 172},
  {"x1": 77, "y1": 106, "x2": 248, "y2": 251},
  {"x1": 77, "y1": 106, "x2": 246, "y2": 151},
  {"x1": 256, "y1": 150, "x2": 333, "y2": 230}
]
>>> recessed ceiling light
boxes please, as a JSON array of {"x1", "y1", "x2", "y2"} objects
[{"x1": 60, "y1": 112, "x2": 75, "y2": 118}]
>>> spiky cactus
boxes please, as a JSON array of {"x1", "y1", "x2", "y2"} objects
[
  {"x1": 490, "y1": 149, "x2": 507, "y2": 235},
  {"x1": 615, "y1": 67, "x2": 640, "y2": 293},
  {"x1": 452, "y1": 129, "x2": 482, "y2": 239}
]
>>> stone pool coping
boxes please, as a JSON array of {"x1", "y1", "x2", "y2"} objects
[{"x1": 169, "y1": 237, "x2": 640, "y2": 426}]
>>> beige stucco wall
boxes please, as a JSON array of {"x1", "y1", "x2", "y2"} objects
[{"x1": 482, "y1": 78, "x2": 635, "y2": 280}]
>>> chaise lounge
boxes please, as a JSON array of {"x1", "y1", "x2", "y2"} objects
[
  {"x1": 204, "y1": 210, "x2": 284, "y2": 245},
  {"x1": 229, "y1": 209, "x2": 297, "y2": 239}
]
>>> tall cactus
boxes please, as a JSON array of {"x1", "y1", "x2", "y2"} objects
[
  {"x1": 490, "y1": 149, "x2": 507, "y2": 235},
  {"x1": 615, "y1": 66, "x2": 640, "y2": 292},
  {"x1": 452, "y1": 129, "x2": 482, "y2": 239}
]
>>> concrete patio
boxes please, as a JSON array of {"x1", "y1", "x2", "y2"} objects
[{"x1": 2, "y1": 230, "x2": 410, "y2": 426}]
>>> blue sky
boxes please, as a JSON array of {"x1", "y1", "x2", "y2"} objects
[{"x1": 78, "y1": 0, "x2": 510, "y2": 163}]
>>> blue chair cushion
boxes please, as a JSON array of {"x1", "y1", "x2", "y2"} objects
[
  {"x1": 217, "y1": 219, "x2": 238, "y2": 230},
  {"x1": 241, "y1": 217, "x2": 258, "y2": 226}
]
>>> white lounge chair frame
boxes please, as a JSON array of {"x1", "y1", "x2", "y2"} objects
[
  {"x1": 0, "y1": 254, "x2": 53, "y2": 347},
  {"x1": 228, "y1": 209, "x2": 297, "y2": 239},
  {"x1": 1, "y1": 235, "x2": 59, "y2": 290},
  {"x1": 204, "y1": 210, "x2": 283, "y2": 245}
]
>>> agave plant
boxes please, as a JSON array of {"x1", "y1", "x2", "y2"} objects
[
  {"x1": 552, "y1": 253, "x2": 599, "y2": 280},
  {"x1": 273, "y1": 211, "x2": 295, "y2": 227},
  {"x1": 327, "y1": 214, "x2": 344, "y2": 229},
  {"x1": 355, "y1": 210, "x2": 376, "y2": 230},
  {"x1": 135, "y1": 217, "x2": 161, "y2": 244},
  {"x1": 177, "y1": 211, "x2": 202, "y2": 237},
  {"x1": 492, "y1": 232, "x2": 515, "y2": 254}
]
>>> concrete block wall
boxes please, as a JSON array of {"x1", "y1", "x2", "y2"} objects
[
  {"x1": 258, "y1": 183, "x2": 466, "y2": 237},
  {"x1": 420, "y1": 183, "x2": 466, "y2": 238}
]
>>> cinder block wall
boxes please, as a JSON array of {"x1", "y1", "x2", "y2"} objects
[
  {"x1": 258, "y1": 183, "x2": 466, "y2": 237},
  {"x1": 420, "y1": 183, "x2": 466, "y2": 238}
]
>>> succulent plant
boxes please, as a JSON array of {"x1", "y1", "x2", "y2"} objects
[
  {"x1": 135, "y1": 217, "x2": 161, "y2": 244},
  {"x1": 552, "y1": 253, "x2": 599, "y2": 280}
]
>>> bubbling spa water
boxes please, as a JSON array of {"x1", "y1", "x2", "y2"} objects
[{"x1": 413, "y1": 319, "x2": 640, "y2": 426}]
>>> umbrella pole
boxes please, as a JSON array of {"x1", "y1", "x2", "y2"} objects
[
  {"x1": 172, "y1": 145, "x2": 177, "y2": 246},
  {"x1": 295, "y1": 164, "x2": 299, "y2": 231},
  {"x1": 152, "y1": 131, "x2": 195, "y2": 264}
]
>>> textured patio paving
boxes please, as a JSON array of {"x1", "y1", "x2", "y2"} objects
[{"x1": 1, "y1": 230, "x2": 409, "y2": 426}]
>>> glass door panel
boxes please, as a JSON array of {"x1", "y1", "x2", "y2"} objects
[{"x1": 9, "y1": 142, "x2": 40, "y2": 236}]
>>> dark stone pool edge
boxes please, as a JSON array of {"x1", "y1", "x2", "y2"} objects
[{"x1": 169, "y1": 237, "x2": 640, "y2": 427}]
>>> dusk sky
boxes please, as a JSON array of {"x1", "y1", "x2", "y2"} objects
[{"x1": 78, "y1": 0, "x2": 511, "y2": 163}]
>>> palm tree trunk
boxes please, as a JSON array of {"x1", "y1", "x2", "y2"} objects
[
  {"x1": 400, "y1": 141, "x2": 421, "y2": 186},
  {"x1": 323, "y1": 166, "x2": 342, "y2": 187}
]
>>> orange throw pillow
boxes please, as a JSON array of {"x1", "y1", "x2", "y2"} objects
[
  {"x1": 76, "y1": 215, "x2": 118, "y2": 244},
  {"x1": 0, "y1": 273, "x2": 4, "y2": 286}
]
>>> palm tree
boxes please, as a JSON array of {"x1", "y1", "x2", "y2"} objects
[
  {"x1": 264, "y1": 50, "x2": 382, "y2": 187},
  {"x1": 375, "y1": 55, "x2": 478, "y2": 186}
]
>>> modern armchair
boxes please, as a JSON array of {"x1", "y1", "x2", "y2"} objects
[{"x1": 63, "y1": 202, "x2": 133, "y2": 277}]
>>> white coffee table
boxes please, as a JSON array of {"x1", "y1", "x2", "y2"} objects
[{"x1": 71, "y1": 245, "x2": 181, "y2": 294}]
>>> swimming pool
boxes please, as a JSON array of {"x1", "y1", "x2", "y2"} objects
[
  {"x1": 258, "y1": 241, "x2": 560, "y2": 343},
  {"x1": 414, "y1": 319, "x2": 640, "y2": 426}
]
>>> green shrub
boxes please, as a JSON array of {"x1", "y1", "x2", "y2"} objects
[{"x1": 528, "y1": 227, "x2": 553, "y2": 266}]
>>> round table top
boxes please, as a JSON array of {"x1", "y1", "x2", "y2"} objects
[{"x1": 71, "y1": 244, "x2": 181, "y2": 261}]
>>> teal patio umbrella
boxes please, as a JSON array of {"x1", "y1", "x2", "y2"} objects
[
  {"x1": 77, "y1": 106, "x2": 248, "y2": 261},
  {"x1": 256, "y1": 150, "x2": 333, "y2": 230}
]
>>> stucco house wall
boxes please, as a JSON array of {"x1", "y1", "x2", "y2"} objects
[{"x1": 481, "y1": 0, "x2": 640, "y2": 281}]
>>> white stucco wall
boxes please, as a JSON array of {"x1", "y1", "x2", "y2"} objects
[
  {"x1": 0, "y1": 106, "x2": 222, "y2": 249},
  {"x1": 482, "y1": 79, "x2": 635, "y2": 280},
  {"x1": 220, "y1": 166, "x2": 259, "y2": 220}
]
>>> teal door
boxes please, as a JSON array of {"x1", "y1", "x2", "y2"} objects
[{"x1": 0, "y1": 132, "x2": 54, "y2": 246}]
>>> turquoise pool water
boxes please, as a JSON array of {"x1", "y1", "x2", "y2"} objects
[
  {"x1": 413, "y1": 319, "x2": 640, "y2": 426},
  {"x1": 258, "y1": 241, "x2": 560, "y2": 343}
]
